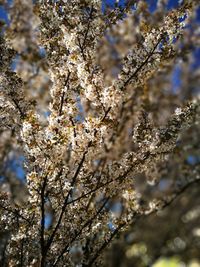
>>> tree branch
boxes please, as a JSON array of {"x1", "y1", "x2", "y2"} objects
[
  {"x1": 40, "y1": 175, "x2": 48, "y2": 267},
  {"x1": 53, "y1": 197, "x2": 109, "y2": 267},
  {"x1": 59, "y1": 71, "x2": 70, "y2": 116},
  {"x1": 123, "y1": 37, "x2": 162, "y2": 88},
  {"x1": 44, "y1": 142, "x2": 92, "y2": 257}
]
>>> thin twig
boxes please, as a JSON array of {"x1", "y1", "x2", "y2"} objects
[
  {"x1": 12, "y1": 98, "x2": 25, "y2": 118},
  {"x1": 87, "y1": 222, "x2": 126, "y2": 267},
  {"x1": 123, "y1": 37, "x2": 162, "y2": 88},
  {"x1": 0, "y1": 203, "x2": 29, "y2": 222},
  {"x1": 101, "y1": 107, "x2": 111, "y2": 122},
  {"x1": 40, "y1": 175, "x2": 48, "y2": 267},
  {"x1": 53, "y1": 197, "x2": 109, "y2": 266},
  {"x1": 59, "y1": 72, "x2": 70, "y2": 116},
  {"x1": 44, "y1": 142, "x2": 92, "y2": 256}
]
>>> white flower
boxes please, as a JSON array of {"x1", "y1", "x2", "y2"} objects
[{"x1": 175, "y1": 107, "x2": 183, "y2": 116}]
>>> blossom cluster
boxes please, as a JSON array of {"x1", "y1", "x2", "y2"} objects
[{"x1": 0, "y1": 0, "x2": 199, "y2": 266}]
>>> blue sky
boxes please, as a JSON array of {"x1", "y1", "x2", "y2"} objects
[{"x1": 0, "y1": 5, "x2": 8, "y2": 23}]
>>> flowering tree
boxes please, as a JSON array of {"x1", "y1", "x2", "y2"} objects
[{"x1": 0, "y1": 0, "x2": 200, "y2": 266}]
